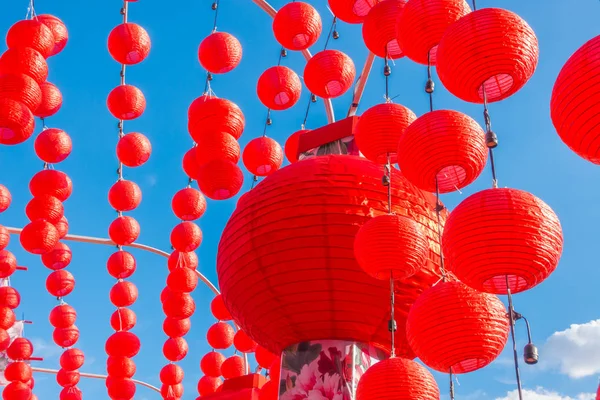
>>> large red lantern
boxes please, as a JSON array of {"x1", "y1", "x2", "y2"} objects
[
  {"x1": 53, "y1": 326, "x2": 80, "y2": 347},
  {"x1": 273, "y1": 2, "x2": 322, "y2": 51},
  {"x1": 34, "y1": 128, "x2": 72, "y2": 163},
  {"x1": 35, "y1": 82, "x2": 63, "y2": 118},
  {"x1": 0, "y1": 286, "x2": 20, "y2": 309},
  {"x1": 160, "y1": 364, "x2": 184, "y2": 385},
  {"x1": 304, "y1": 50, "x2": 355, "y2": 99},
  {"x1": 117, "y1": 132, "x2": 152, "y2": 167},
  {"x1": 551, "y1": 35, "x2": 600, "y2": 164},
  {"x1": 443, "y1": 188, "x2": 563, "y2": 294},
  {"x1": 436, "y1": 8, "x2": 539, "y2": 103},
  {"x1": 107, "y1": 84, "x2": 146, "y2": 120},
  {"x1": 188, "y1": 96, "x2": 245, "y2": 141},
  {"x1": 0, "y1": 97, "x2": 35, "y2": 145},
  {"x1": 197, "y1": 159, "x2": 244, "y2": 200},
  {"x1": 362, "y1": 0, "x2": 406, "y2": 59},
  {"x1": 0, "y1": 250, "x2": 16, "y2": 278},
  {"x1": 6, "y1": 20, "x2": 55, "y2": 58},
  {"x1": 0, "y1": 73, "x2": 42, "y2": 112},
  {"x1": 7, "y1": 338, "x2": 33, "y2": 360},
  {"x1": 37, "y1": 15, "x2": 69, "y2": 56},
  {"x1": 397, "y1": 110, "x2": 487, "y2": 193},
  {"x1": 108, "y1": 23, "x2": 151, "y2": 65},
  {"x1": 242, "y1": 137, "x2": 284, "y2": 176},
  {"x1": 57, "y1": 369, "x2": 80, "y2": 387},
  {"x1": 406, "y1": 281, "x2": 509, "y2": 373},
  {"x1": 198, "y1": 32, "x2": 242, "y2": 74},
  {"x1": 106, "y1": 356, "x2": 135, "y2": 378},
  {"x1": 0, "y1": 48, "x2": 48, "y2": 84},
  {"x1": 257, "y1": 66, "x2": 302, "y2": 110},
  {"x1": 195, "y1": 132, "x2": 240, "y2": 165},
  {"x1": 4, "y1": 361, "x2": 32, "y2": 383},
  {"x1": 167, "y1": 267, "x2": 198, "y2": 293},
  {"x1": 107, "y1": 378, "x2": 136, "y2": 399},
  {"x1": 327, "y1": 0, "x2": 382, "y2": 24}
]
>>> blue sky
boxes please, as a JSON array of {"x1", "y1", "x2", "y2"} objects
[{"x1": 1, "y1": 0, "x2": 599, "y2": 399}]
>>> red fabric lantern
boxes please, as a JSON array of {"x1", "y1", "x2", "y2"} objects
[
  {"x1": 362, "y1": 0, "x2": 406, "y2": 59},
  {"x1": 60, "y1": 349, "x2": 84, "y2": 371},
  {"x1": 167, "y1": 251, "x2": 198, "y2": 271},
  {"x1": 108, "y1": 216, "x2": 140, "y2": 245},
  {"x1": 105, "y1": 332, "x2": 141, "y2": 358},
  {"x1": 284, "y1": 129, "x2": 309, "y2": 163},
  {"x1": 161, "y1": 384, "x2": 184, "y2": 399},
  {"x1": 117, "y1": 132, "x2": 151, "y2": 167},
  {"x1": 49, "y1": 304, "x2": 77, "y2": 328},
  {"x1": 163, "y1": 337, "x2": 188, "y2": 362},
  {"x1": 327, "y1": 0, "x2": 381, "y2": 24},
  {"x1": 171, "y1": 188, "x2": 206, "y2": 221},
  {"x1": 59, "y1": 386, "x2": 82, "y2": 400},
  {"x1": 6, "y1": 19, "x2": 55, "y2": 58},
  {"x1": 396, "y1": 0, "x2": 471, "y2": 65},
  {"x1": 108, "y1": 23, "x2": 151, "y2": 65},
  {"x1": 110, "y1": 308, "x2": 137, "y2": 331},
  {"x1": 106, "y1": 356, "x2": 135, "y2": 378},
  {"x1": 197, "y1": 376, "x2": 222, "y2": 397},
  {"x1": 110, "y1": 281, "x2": 139, "y2": 307},
  {"x1": 195, "y1": 132, "x2": 241, "y2": 165},
  {"x1": 206, "y1": 322, "x2": 235, "y2": 350},
  {"x1": 354, "y1": 214, "x2": 429, "y2": 280},
  {"x1": 29, "y1": 170, "x2": 72, "y2": 201},
  {"x1": 55, "y1": 216, "x2": 69, "y2": 238},
  {"x1": 197, "y1": 159, "x2": 244, "y2": 200},
  {"x1": 7, "y1": 338, "x2": 33, "y2": 360},
  {"x1": 255, "y1": 346, "x2": 277, "y2": 369},
  {"x1": 356, "y1": 357, "x2": 439, "y2": 400},
  {"x1": 257, "y1": 66, "x2": 302, "y2": 110},
  {"x1": 57, "y1": 369, "x2": 80, "y2": 387},
  {"x1": 397, "y1": 110, "x2": 487, "y2": 193},
  {"x1": 551, "y1": 35, "x2": 600, "y2": 164},
  {"x1": 162, "y1": 292, "x2": 195, "y2": 319},
  {"x1": 304, "y1": 50, "x2": 355, "y2": 99},
  {"x1": 160, "y1": 364, "x2": 184, "y2": 385},
  {"x1": 242, "y1": 136, "x2": 284, "y2": 176},
  {"x1": 1, "y1": 382, "x2": 31, "y2": 400},
  {"x1": 108, "y1": 180, "x2": 142, "y2": 212},
  {"x1": 234, "y1": 330, "x2": 257, "y2": 353},
  {"x1": 0, "y1": 251, "x2": 17, "y2": 279},
  {"x1": 188, "y1": 96, "x2": 245, "y2": 141},
  {"x1": 107, "y1": 84, "x2": 146, "y2": 120},
  {"x1": 35, "y1": 82, "x2": 62, "y2": 118},
  {"x1": 170, "y1": 221, "x2": 202, "y2": 252},
  {"x1": 0, "y1": 185, "x2": 11, "y2": 213},
  {"x1": 0, "y1": 97, "x2": 35, "y2": 145},
  {"x1": 201, "y1": 351, "x2": 226, "y2": 377},
  {"x1": 182, "y1": 147, "x2": 201, "y2": 180},
  {"x1": 107, "y1": 378, "x2": 136, "y2": 399},
  {"x1": 436, "y1": 8, "x2": 539, "y2": 103},
  {"x1": 26, "y1": 194, "x2": 64, "y2": 224},
  {"x1": 37, "y1": 15, "x2": 69, "y2": 56},
  {"x1": 107, "y1": 250, "x2": 136, "y2": 279},
  {"x1": 0, "y1": 307, "x2": 16, "y2": 330},
  {"x1": 406, "y1": 281, "x2": 509, "y2": 373},
  {"x1": 443, "y1": 188, "x2": 563, "y2": 294},
  {"x1": 273, "y1": 2, "x2": 322, "y2": 51},
  {"x1": 0, "y1": 47, "x2": 48, "y2": 84},
  {"x1": 20, "y1": 220, "x2": 59, "y2": 254},
  {"x1": 46, "y1": 270, "x2": 75, "y2": 297},
  {"x1": 355, "y1": 102, "x2": 416, "y2": 164},
  {"x1": 198, "y1": 32, "x2": 242, "y2": 74},
  {"x1": 167, "y1": 267, "x2": 198, "y2": 293},
  {"x1": 163, "y1": 317, "x2": 191, "y2": 338},
  {"x1": 0, "y1": 73, "x2": 42, "y2": 112},
  {"x1": 0, "y1": 225, "x2": 9, "y2": 250},
  {"x1": 34, "y1": 128, "x2": 72, "y2": 163},
  {"x1": 221, "y1": 355, "x2": 244, "y2": 379},
  {"x1": 53, "y1": 325, "x2": 80, "y2": 347},
  {"x1": 210, "y1": 295, "x2": 232, "y2": 321},
  {"x1": 0, "y1": 286, "x2": 20, "y2": 309}
]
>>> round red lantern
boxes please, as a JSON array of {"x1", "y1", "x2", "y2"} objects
[
  {"x1": 46, "y1": 270, "x2": 75, "y2": 297},
  {"x1": 106, "y1": 356, "x2": 135, "y2": 378},
  {"x1": 110, "y1": 308, "x2": 137, "y2": 331},
  {"x1": 60, "y1": 386, "x2": 82, "y2": 400},
  {"x1": 170, "y1": 221, "x2": 202, "y2": 252},
  {"x1": 182, "y1": 147, "x2": 201, "y2": 180},
  {"x1": 108, "y1": 180, "x2": 142, "y2": 212},
  {"x1": 7, "y1": 338, "x2": 33, "y2": 360},
  {"x1": 201, "y1": 351, "x2": 226, "y2": 377},
  {"x1": 1, "y1": 382, "x2": 31, "y2": 400},
  {"x1": 163, "y1": 317, "x2": 191, "y2": 338},
  {"x1": 172, "y1": 188, "x2": 206, "y2": 221},
  {"x1": 362, "y1": 0, "x2": 405, "y2": 59},
  {"x1": 396, "y1": 0, "x2": 471, "y2": 65},
  {"x1": 37, "y1": 15, "x2": 69, "y2": 56},
  {"x1": 0, "y1": 97, "x2": 35, "y2": 145},
  {"x1": 0, "y1": 251, "x2": 17, "y2": 279},
  {"x1": 242, "y1": 137, "x2": 284, "y2": 176},
  {"x1": 198, "y1": 32, "x2": 242, "y2": 74},
  {"x1": 107, "y1": 250, "x2": 136, "y2": 279},
  {"x1": 255, "y1": 346, "x2": 277, "y2": 369},
  {"x1": 163, "y1": 337, "x2": 188, "y2": 362},
  {"x1": 284, "y1": 129, "x2": 309, "y2": 163},
  {"x1": 34, "y1": 128, "x2": 72, "y2": 163},
  {"x1": 206, "y1": 322, "x2": 235, "y2": 350},
  {"x1": 168, "y1": 251, "x2": 198, "y2": 271},
  {"x1": 0, "y1": 47, "x2": 48, "y2": 84},
  {"x1": 234, "y1": 330, "x2": 258, "y2": 353},
  {"x1": 117, "y1": 132, "x2": 152, "y2": 167},
  {"x1": 29, "y1": 169, "x2": 72, "y2": 201},
  {"x1": 436, "y1": 8, "x2": 539, "y2": 103},
  {"x1": 160, "y1": 364, "x2": 184, "y2": 385},
  {"x1": 356, "y1": 357, "x2": 439, "y2": 400},
  {"x1": 397, "y1": 110, "x2": 488, "y2": 193},
  {"x1": 221, "y1": 355, "x2": 244, "y2": 379},
  {"x1": 195, "y1": 132, "x2": 241, "y2": 165},
  {"x1": 327, "y1": 0, "x2": 381, "y2": 24},
  {"x1": 49, "y1": 304, "x2": 77, "y2": 328},
  {"x1": 273, "y1": 2, "x2": 322, "y2": 51},
  {"x1": 167, "y1": 267, "x2": 198, "y2": 293},
  {"x1": 0, "y1": 73, "x2": 42, "y2": 112},
  {"x1": 0, "y1": 307, "x2": 16, "y2": 330},
  {"x1": 162, "y1": 292, "x2": 195, "y2": 319},
  {"x1": 259, "y1": 380, "x2": 277, "y2": 400},
  {"x1": 108, "y1": 23, "x2": 151, "y2": 65},
  {"x1": 56, "y1": 216, "x2": 69, "y2": 238},
  {"x1": 26, "y1": 194, "x2": 64, "y2": 224},
  {"x1": 53, "y1": 325, "x2": 80, "y2": 347},
  {"x1": 108, "y1": 216, "x2": 140, "y2": 245},
  {"x1": 210, "y1": 294, "x2": 232, "y2": 321},
  {"x1": 105, "y1": 332, "x2": 141, "y2": 358},
  {"x1": 107, "y1": 378, "x2": 136, "y2": 399},
  {"x1": 443, "y1": 188, "x2": 563, "y2": 294},
  {"x1": 6, "y1": 362, "x2": 32, "y2": 383},
  {"x1": 406, "y1": 281, "x2": 509, "y2": 373},
  {"x1": 197, "y1": 159, "x2": 244, "y2": 200},
  {"x1": 551, "y1": 35, "x2": 600, "y2": 164},
  {"x1": 0, "y1": 225, "x2": 9, "y2": 250},
  {"x1": 107, "y1": 84, "x2": 146, "y2": 120},
  {"x1": 354, "y1": 102, "x2": 416, "y2": 164},
  {"x1": 304, "y1": 50, "x2": 355, "y2": 99},
  {"x1": 197, "y1": 376, "x2": 222, "y2": 397},
  {"x1": 57, "y1": 369, "x2": 80, "y2": 387},
  {"x1": 20, "y1": 220, "x2": 59, "y2": 254},
  {"x1": 35, "y1": 82, "x2": 62, "y2": 118},
  {"x1": 257, "y1": 66, "x2": 302, "y2": 110},
  {"x1": 110, "y1": 281, "x2": 139, "y2": 307},
  {"x1": 0, "y1": 185, "x2": 11, "y2": 213},
  {"x1": 161, "y1": 383, "x2": 184, "y2": 399},
  {"x1": 188, "y1": 96, "x2": 245, "y2": 141},
  {"x1": 0, "y1": 286, "x2": 20, "y2": 309},
  {"x1": 6, "y1": 19, "x2": 54, "y2": 58}
]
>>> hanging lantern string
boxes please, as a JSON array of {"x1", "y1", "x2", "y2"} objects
[
  {"x1": 450, "y1": 368, "x2": 456, "y2": 400},
  {"x1": 211, "y1": 0, "x2": 221, "y2": 32},
  {"x1": 482, "y1": 88, "x2": 499, "y2": 188},
  {"x1": 115, "y1": 0, "x2": 129, "y2": 221},
  {"x1": 26, "y1": 0, "x2": 36, "y2": 19},
  {"x1": 384, "y1": 153, "x2": 396, "y2": 358},
  {"x1": 203, "y1": 0, "x2": 222, "y2": 95},
  {"x1": 323, "y1": 16, "x2": 338, "y2": 51},
  {"x1": 434, "y1": 177, "x2": 447, "y2": 280},
  {"x1": 472, "y1": 0, "x2": 477, "y2": 10},
  {"x1": 384, "y1": 49, "x2": 391, "y2": 102},
  {"x1": 426, "y1": 50, "x2": 434, "y2": 112},
  {"x1": 506, "y1": 276, "x2": 525, "y2": 400}
]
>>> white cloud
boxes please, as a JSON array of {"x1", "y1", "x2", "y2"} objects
[
  {"x1": 496, "y1": 387, "x2": 595, "y2": 400},
  {"x1": 543, "y1": 319, "x2": 600, "y2": 379},
  {"x1": 29, "y1": 337, "x2": 62, "y2": 359}
]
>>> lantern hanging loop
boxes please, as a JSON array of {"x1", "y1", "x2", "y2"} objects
[{"x1": 426, "y1": 50, "x2": 434, "y2": 111}]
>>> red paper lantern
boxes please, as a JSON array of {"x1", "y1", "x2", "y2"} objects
[
  {"x1": 116, "y1": 132, "x2": 152, "y2": 167},
  {"x1": 273, "y1": 2, "x2": 322, "y2": 51},
  {"x1": 56, "y1": 216, "x2": 69, "y2": 238},
  {"x1": 46, "y1": 270, "x2": 75, "y2": 297},
  {"x1": 284, "y1": 129, "x2": 309, "y2": 163},
  {"x1": 7, "y1": 338, "x2": 33, "y2": 360},
  {"x1": 188, "y1": 96, "x2": 245, "y2": 141},
  {"x1": 110, "y1": 308, "x2": 137, "y2": 331},
  {"x1": 49, "y1": 304, "x2": 77, "y2": 328},
  {"x1": 110, "y1": 281, "x2": 139, "y2": 307},
  {"x1": 171, "y1": 188, "x2": 206, "y2": 221},
  {"x1": 195, "y1": 132, "x2": 241, "y2": 165},
  {"x1": 108, "y1": 23, "x2": 151, "y2": 65},
  {"x1": 170, "y1": 222, "x2": 202, "y2": 252},
  {"x1": 108, "y1": 180, "x2": 142, "y2": 212},
  {"x1": 182, "y1": 147, "x2": 201, "y2": 180},
  {"x1": 167, "y1": 251, "x2": 198, "y2": 271},
  {"x1": 0, "y1": 307, "x2": 16, "y2": 330},
  {"x1": 6, "y1": 19, "x2": 54, "y2": 58},
  {"x1": 29, "y1": 170, "x2": 72, "y2": 201},
  {"x1": 234, "y1": 330, "x2": 257, "y2": 353},
  {"x1": 107, "y1": 378, "x2": 136, "y2": 399},
  {"x1": 20, "y1": 220, "x2": 59, "y2": 254},
  {"x1": 108, "y1": 216, "x2": 140, "y2": 245},
  {"x1": 443, "y1": 188, "x2": 563, "y2": 294},
  {"x1": 255, "y1": 346, "x2": 277, "y2": 369},
  {"x1": 37, "y1": 15, "x2": 69, "y2": 56},
  {"x1": 551, "y1": 35, "x2": 600, "y2": 164},
  {"x1": 0, "y1": 73, "x2": 42, "y2": 112},
  {"x1": 0, "y1": 97, "x2": 35, "y2": 145},
  {"x1": 57, "y1": 369, "x2": 80, "y2": 387},
  {"x1": 201, "y1": 352, "x2": 226, "y2": 377},
  {"x1": 0, "y1": 329, "x2": 11, "y2": 351},
  {"x1": 34, "y1": 128, "x2": 72, "y2": 163},
  {"x1": 60, "y1": 386, "x2": 82, "y2": 400},
  {"x1": 0, "y1": 286, "x2": 20, "y2": 309},
  {"x1": 0, "y1": 226, "x2": 9, "y2": 250},
  {"x1": 35, "y1": 82, "x2": 63, "y2": 118},
  {"x1": 210, "y1": 295, "x2": 232, "y2": 321},
  {"x1": 206, "y1": 322, "x2": 235, "y2": 350},
  {"x1": 105, "y1": 332, "x2": 141, "y2": 358},
  {"x1": 162, "y1": 292, "x2": 195, "y2": 319},
  {"x1": 106, "y1": 356, "x2": 135, "y2": 378},
  {"x1": 163, "y1": 337, "x2": 188, "y2": 362},
  {"x1": 53, "y1": 325, "x2": 80, "y2": 347},
  {"x1": 198, "y1": 32, "x2": 242, "y2": 74},
  {"x1": 163, "y1": 317, "x2": 191, "y2": 338},
  {"x1": 221, "y1": 355, "x2": 244, "y2": 379},
  {"x1": 242, "y1": 137, "x2": 284, "y2": 176},
  {"x1": 356, "y1": 357, "x2": 439, "y2": 400},
  {"x1": 436, "y1": 8, "x2": 539, "y2": 103},
  {"x1": 397, "y1": 110, "x2": 487, "y2": 193},
  {"x1": 197, "y1": 376, "x2": 222, "y2": 397},
  {"x1": 1, "y1": 382, "x2": 31, "y2": 400},
  {"x1": 161, "y1": 384, "x2": 184, "y2": 399},
  {"x1": 167, "y1": 267, "x2": 198, "y2": 293},
  {"x1": 197, "y1": 159, "x2": 244, "y2": 200},
  {"x1": 107, "y1": 251, "x2": 136, "y2": 279},
  {"x1": 160, "y1": 364, "x2": 184, "y2": 385},
  {"x1": 0, "y1": 251, "x2": 17, "y2": 279},
  {"x1": 362, "y1": 0, "x2": 405, "y2": 59},
  {"x1": 355, "y1": 102, "x2": 416, "y2": 164},
  {"x1": 304, "y1": 50, "x2": 355, "y2": 99},
  {"x1": 327, "y1": 0, "x2": 381, "y2": 24},
  {"x1": 406, "y1": 281, "x2": 509, "y2": 373},
  {"x1": 107, "y1": 84, "x2": 146, "y2": 120},
  {"x1": 26, "y1": 194, "x2": 64, "y2": 224},
  {"x1": 257, "y1": 66, "x2": 302, "y2": 110},
  {"x1": 396, "y1": 0, "x2": 471, "y2": 65},
  {"x1": 0, "y1": 185, "x2": 11, "y2": 213},
  {"x1": 0, "y1": 47, "x2": 48, "y2": 84}
]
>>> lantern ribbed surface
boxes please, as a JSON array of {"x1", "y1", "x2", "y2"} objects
[
  {"x1": 211, "y1": 294, "x2": 232, "y2": 321},
  {"x1": 106, "y1": 332, "x2": 141, "y2": 358},
  {"x1": 106, "y1": 356, "x2": 135, "y2": 377},
  {"x1": 110, "y1": 281, "x2": 139, "y2": 307},
  {"x1": 397, "y1": 110, "x2": 487, "y2": 193},
  {"x1": 57, "y1": 369, "x2": 80, "y2": 387},
  {"x1": 0, "y1": 48, "x2": 48, "y2": 85},
  {"x1": 406, "y1": 281, "x2": 509, "y2": 373},
  {"x1": 29, "y1": 170, "x2": 72, "y2": 201},
  {"x1": 163, "y1": 337, "x2": 188, "y2": 362},
  {"x1": 284, "y1": 129, "x2": 309, "y2": 163},
  {"x1": 6, "y1": 19, "x2": 55, "y2": 58},
  {"x1": 46, "y1": 270, "x2": 75, "y2": 297},
  {"x1": 108, "y1": 23, "x2": 151, "y2": 65},
  {"x1": 0, "y1": 185, "x2": 11, "y2": 213},
  {"x1": 197, "y1": 159, "x2": 244, "y2": 200},
  {"x1": 50, "y1": 305, "x2": 77, "y2": 328},
  {"x1": 162, "y1": 292, "x2": 195, "y2": 319},
  {"x1": 107, "y1": 250, "x2": 136, "y2": 279},
  {"x1": 221, "y1": 355, "x2": 244, "y2": 379},
  {"x1": 328, "y1": 0, "x2": 381, "y2": 24},
  {"x1": 170, "y1": 221, "x2": 202, "y2": 252},
  {"x1": 551, "y1": 35, "x2": 600, "y2": 164},
  {"x1": 20, "y1": 220, "x2": 59, "y2": 254},
  {"x1": 396, "y1": 0, "x2": 471, "y2": 65},
  {"x1": 188, "y1": 96, "x2": 245, "y2": 141},
  {"x1": 354, "y1": 214, "x2": 429, "y2": 280},
  {"x1": 111, "y1": 308, "x2": 136, "y2": 331},
  {"x1": 0, "y1": 97, "x2": 35, "y2": 145},
  {"x1": 363, "y1": 0, "x2": 406, "y2": 59},
  {"x1": 207, "y1": 322, "x2": 235, "y2": 350},
  {"x1": 273, "y1": 2, "x2": 322, "y2": 51},
  {"x1": 26, "y1": 194, "x2": 64, "y2": 224},
  {"x1": 35, "y1": 82, "x2": 63, "y2": 118},
  {"x1": 108, "y1": 216, "x2": 140, "y2": 245},
  {"x1": 356, "y1": 357, "x2": 439, "y2": 400},
  {"x1": 442, "y1": 188, "x2": 563, "y2": 294},
  {"x1": 197, "y1": 376, "x2": 222, "y2": 397},
  {"x1": 2, "y1": 382, "x2": 31, "y2": 399},
  {"x1": 201, "y1": 352, "x2": 225, "y2": 377},
  {"x1": 304, "y1": 49, "x2": 355, "y2": 99},
  {"x1": 257, "y1": 66, "x2": 302, "y2": 110},
  {"x1": 198, "y1": 32, "x2": 242, "y2": 74},
  {"x1": 163, "y1": 317, "x2": 191, "y2": 337},
  {"x1": 436, "y1": 8, "x2": 539, "y2": 103},
  {"x1": 37, "y1": 15, "x2": 69, "y2": 57},
  {"x1": 0, "y1": 73, "x2": 42, "y2": 112},
  {"x1": 195, "y1": 132, "x2": 240, "y2": 165},
  {"x1": 167, "y1": 267, "x2": 198, "y2": 293},
  {"x1": 34, "y1": 128, "x2": 72, "y2": 163},
  {"x1": 217, "y1": 155, "x2": 446, "y2": 355},
  {"x1": 355, "y1": 102, "x2": 416, "y2": 164},
  {"x1": 234, "y1": 330, "x2": 257, "y2": 353},
  {"x1": 53, "y1": 326, "x2": 80, "y2": 347},
  {"x1": 0, "y1": 286, "x2": 20, "y2": 309},
  {"x1": 41, "y1": 242, "x2": 72, "y2": 270},
  {"x1": 171, "y1": 188, "x2": 206, "y2": 221},
  {"x1": 117, "y1": 132, "x2": 152, "y2": 167},
  {"x1": 242, "y1": 137, "x2": 284, "y2": 176},
  {"x1": 107, "y1": 84, "x2": 146, "y2": 120},
  {"x1": 108, "y1": 180, "x2": 142, "y2": 212}
]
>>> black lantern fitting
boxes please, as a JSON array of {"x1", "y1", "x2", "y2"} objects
[
  {"x1": 425, "y1": 79, "x2": 435, "y2": 94},
  {"x1": 384, "y1": 65, "x2": 391, "y2": 77},
  {"x1": 333, "y1": 30, "x2": 340, "y2": 40},
  {"x1": 485, "y1": 130, "x2": 498, "y2": 148},
  {"x1": 281, "y1": 48, "x2": 287, "y2": 58},
  {"x1": 211, "y1": 2, "x2": 218, "y2": 10},
  {"x1": 523, "y1": 342, "x2": 539, "y2": 365},
  {"x1": 388, "y1": 319, "x2": 397, "y2": 332},
  {"x1": 266, "y1": 117, "x2": 272, "y2": 126},
  {"x1": 311, "y1": 94, "x2": 317, "y2": 103}
]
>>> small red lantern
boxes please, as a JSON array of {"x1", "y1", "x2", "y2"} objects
[
  {"x1": 197, "y1": 376, "x2": 222, "y2": 397},
  {"x1": 0, "y1": 307, "x2": 16, "y2": 330},
  {"x1": 167, "y1": 251, "x2": 198, "y2": 271},
  {"x1": 163, "y1": 337, "x2": 188, "y2": 362},
  {"x1": 195, "y1": 132, "x2": 241, "y2": 165},
  {"x1": 0, "y1": 47, "x2": 48, "y2": 84},
  {"x1": 107, "y1": 251, "x2": 136, "y2": 279},
  {"x1": 436, "y1": 8, "x2": 539, "y2": 103},
  {"x1": 29, "y1": 169, "x2": 72, "y2": 201},
  {"x1": 55, "y1": 216, "x2": 69, "y2": 238},
  {"x1": 108, "y1": 23, "x2": 151, "y2": 65},
  {"x1": 53, "y1": 325, "x2": 80, "y2": 347},
  {"x1": 171, "y1": 188, "x2": 206, "y2": 221},
  {"x1": 304, "y1": 50, "x2": 355, "y2": 99},
  {"x1": 257, "y1": 66, "x2": 302, "y2": 110},
  {"x1": 4, "y1": 361, "x2": 32, "y2": 383},
  {"x1": 221, "y1": 355, "x2": 244, "y2": 379},
  {"x1": 362, "y1": 0, "x2": 405, "y2": 59},
  {"x1": 57, "y1": 369, "x2": 80, "y2": 387},
  {"x1": 60, "y1": 386, "x2": 82, "y2": 400},
  {"x1": 6, "y1": 19, "x2": 55, "y2": 58},
  {"x1": 162, "y1": 292, "x2": 195, "y2": 319},
  {"x1": 35, "y1": 82, "x2": 63, "y2": 118},
  {"x1": 110, "y1": 281, "x2": 139, "y2": 307},
  {"x1": 243, "y1": 137, "x2": 284, "y2": 176},
  {"x1": 60, "y1": 349, "x2": 85, "y2": 371},
  {"x1": 210, "y1": 294, "x2": 232, "y2": 321},
  {"x1": 1, "y1": 382, "x2": 31, "y2": 400},
  {"x1": 0, "y1": 286, "x2": 20, "y2": 309},
  {"x1": 46, "y1": 270, "x2": 75, "y2": 297},
  {"x1": 167, "y1": 267, "x2": 198, "y2": 293},
  {"x1": 197, "y1": 159, "x2": 244, "y2": 200},
  {"x1": 201, "y1": 351, "x2": 226, "y2": 377},
  {"x1": 0, "y1": 97, "x2": 35, "y2": 145},
  {"x1": 198, "y1": 32, "x2": 242, "y2": 74},
  {"x1": 0, "y1": 226, "x2": 9, "y2": 250},
  {"x1": 160, "y1": 364, "x2": 184, "y2": 385},
  {"x1": 34, "y1": 128, "x2": 72, "y2": 163},
  {"x1": 108, "y1": 216, "x2": 140, "y2": 245},
  {"x1": 107, "y1": 84, "x2": 146, "y2": 120},
  {"x1": 41, "y1": 242, "x2": 72, "y2": 270},
  {"x1": 170, "y1": 221, "x2": 202, "y2": 252},
  {"x1": 7, "y1": 338, "x2": 33, "y2": 360},
  {"x1": 327, "y1": 0, "x2": 381, "y2": 24},
  {"x1": 163, "y1": 317, "x2": 191, "y2": 338},
  {"x1": 259, "y1": 380, "x2": 277, "y2": 400},
  {"x1": 188, "y1": 96, "x2": 245, "y2": 141},
  {"x1": 50, "y1": 304, "x2": 77, "y2": 328},
  {"x1": 106, "y1": 356, "x2": 135, "y2": 378},
  {"x1": 161, "y1": 384, "x2": 183, "y2": 399},
  {"x1": 108, "y1": 180, "x2": 142, "y2": 212},
  {"x1": 284, "y1": 129, "x2": 309, "y2": 163},
  {"x1": 182, "y1": 147, "x2": 201, "y2": 180},
  {"x1": 107, "y1": 378, "x2": 136, "y2": 399},
  {"x1": 0, "y1": 251, "x2": 17, "y2": 279},
  {"x1": 234, "y1": 330, "x2": 257, "y2": 353},
  {"x1": 273, "y1": 2, "x2": 322, "y2": 51},
  {"x1": 0, "y1": 185, "x2": 11, "y2": 213},
  {"x1": 110, "y1": 308, "x2": 137, "y2": 331},
  {"x1": 37, "y1": 15, "x2": 69, "y2": 56},
  {"x1": 206, "y1": 322, "x2": 235, "y2": 350},
  {"x1": 105, "y1": 332, "x2": 141, "y2": 358},
  {"x1": 0, "y1": 73, "x2": 42, "y2": 112},
  {"x1": 116, "y1": 132, "x2": 152, "y2": 167},
  {"x1": 20, "y1": 220, "x2": 59, "y2": 254},
  {"x1": 255, "y1": 346, "x2": 277, "y2": 369},
  {"x1": 26, "y1": 194, "x2": 64, "y2": 224}
]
